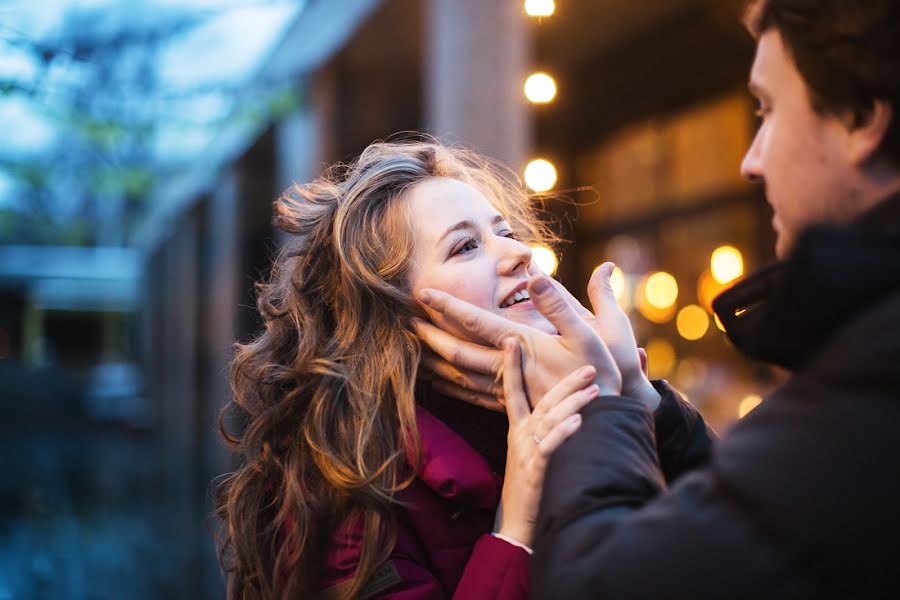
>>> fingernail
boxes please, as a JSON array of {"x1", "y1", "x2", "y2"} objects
[
  {"x1": 418, "y1": 290, "x2": 432, "y2": 305},
  {"x1": 531, "y1": 276, "x2": 551, "y2": 294},
  {"x1": 580, "y1": 365, "x2": 596, "y2": 379},
  {"x1": 504, "y1": 337, "x2": 517, "y2": 351},
  {"x1": 587, "y1": 384, "x2": 600, "y2": 398}
]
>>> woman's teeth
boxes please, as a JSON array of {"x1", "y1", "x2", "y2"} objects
[{"x1": 500, "y1": 289, "x2": 531, "y2": 308}]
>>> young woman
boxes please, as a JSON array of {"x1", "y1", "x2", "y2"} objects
[{"x1": 215, "y1": 140, "x2": 601, "y2": 599}]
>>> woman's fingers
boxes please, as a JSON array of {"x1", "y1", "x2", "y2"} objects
[
  {"x1": 422, "y1": 351, "x2": 501, "y2": 397},
  {"x1": 502, "y1": 338, "x2": 531, "y2": 425},
  {"x1": 534, "y1": 384, "x2": 599, "y2": 442},
  {"x1": 431, "y1": 379, "x2": 505, "y2": 412},
  {"x1": 535, "y1": 413, "x2": 583, "y2": 455},
  {"x1": 531, "y1": 364, "x2": 596, "y2": 417}
]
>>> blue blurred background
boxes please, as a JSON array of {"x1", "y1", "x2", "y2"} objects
[{"x1": 1, "y1": 0, "x2": 778, "y2": 597}]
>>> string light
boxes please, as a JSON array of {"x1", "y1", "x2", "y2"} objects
[
  {"x1": 524, "y1": 72, "x2": 557, "y2": 103},
  {"x1": 524, "y1": 0, "x2": 555, "y2": 17},
  {"x1": 531, "y1": 244, "x2": 559, "y2": 275},
  {"x1": 645, "y1": 338, "x2": 676, "y2": 379},
  {"x1": 524, "y1": 158, "x2": 557, "y2": 192}
]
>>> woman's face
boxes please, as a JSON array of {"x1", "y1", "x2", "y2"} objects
[{"x1": 407, "y1": 177, "x2": 556, "y2": 340}]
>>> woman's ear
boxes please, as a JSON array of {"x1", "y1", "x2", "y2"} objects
[{"x1": 849, "y1": 100, "x2": 893, "y2": 166}]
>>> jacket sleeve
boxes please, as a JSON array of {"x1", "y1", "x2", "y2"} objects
[
  {"x1": 651, "y1": 380, "x2": 716, "y2": 483},
  {"x1": 531, "y1": 396, "x2": 810, "y2": 600},
  {"x1": 320, "y1": 525, "x2": 529, "y2": 599}
]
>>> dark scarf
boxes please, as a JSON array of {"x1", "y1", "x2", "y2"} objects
[{"x1": 713, "y1": 190, "x2": 900, "y2": 370}]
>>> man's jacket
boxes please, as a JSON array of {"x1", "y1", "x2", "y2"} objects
[{"x1": 532, "y1": 192, "x2": 900, "y2": 599}]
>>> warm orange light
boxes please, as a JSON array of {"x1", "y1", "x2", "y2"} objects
[
  {"x1": 609, "y1": 265, "x2": 626, "y2": 304},
  {"x1": 635, "y1": 276, "x2": 676, "y2": 323},
  {"x1": 525, "y1": 0, "x2": 555, "y2": 17},
  {"x1": 524, "y1": 72, "x2": 557, "y2": 104},
  {"x1": 697, "y1": 269, "x2": 727, "y2": 312},
  {"x1": 531, "y1": 244, "x2": 558, "y2": 276},
  {"x1": 524, "y1": 159, "x2": 557, "y2": 192},
  {"x1": 738, "y1": 394, "x2": 763, "y2": 418},
  {"x1": 644, "y1": 271, "x2": 678, "y2": 310},
  {"x1": 676, "y1": 305, "x2": 710, "y2": 341},
  {"x1": 645, "y1": 338, "x2": 676, "y2": 379},
  {"x1": 711, "y1": 245, "x2": 744, "y2": 285}
]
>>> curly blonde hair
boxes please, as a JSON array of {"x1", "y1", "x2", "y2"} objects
[{"x1": 215, "y1": 138, "x2": 557, "y2": 599}]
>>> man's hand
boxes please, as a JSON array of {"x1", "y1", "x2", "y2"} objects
[
  {"x1": 416, "y1": 272, "x2": 622, "y2": 406},
  {"x1": 415, "y1": 263, "x2": 660, "y2": 411}
]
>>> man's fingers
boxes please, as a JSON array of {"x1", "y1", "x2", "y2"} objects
[
  {"x1": 527, "y1": 274, "x2": 595, "y2": 341},
  {"x1": 638, "y1": 347, "x2": 649, "y2": 378},
  {"x1": 421, "y1": 352, "x2": 501, "y2": 397},
  {"x1": 502, "y1": 338, "x2": 531, "y2": 424},
  {"x1": 418, "y1": 289, "x2": 524, "y2": 346},
  {"x1": 586, "y1": 262, "x2": 619, "y2": 319},
  {"x1": 549, "y1": 277, "x2": 593, "y2": 320},
  {"x1": 413, "y1": 317, "x2": 503, "y2": 375},
  {"x1": 431, "y1": 379, "x2": 505, "y2": 413}
]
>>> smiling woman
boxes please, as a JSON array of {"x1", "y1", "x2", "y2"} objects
[{"x1": 214, "y1": 138, "x2": 596, "y2": 599}]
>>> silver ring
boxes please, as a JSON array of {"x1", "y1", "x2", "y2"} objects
[{"x1": 532, "y1": 433, "x2": 541, "y2": 444}]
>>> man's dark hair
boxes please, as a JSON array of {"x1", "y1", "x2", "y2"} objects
[{"x1": 746, "y1": 0, "x2": 900, "y2": 166}]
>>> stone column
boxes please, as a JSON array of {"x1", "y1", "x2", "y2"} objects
[{"x1": 425, "y1": 0, "x2": 532, "y2": 170}]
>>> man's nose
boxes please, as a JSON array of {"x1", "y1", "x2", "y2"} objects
[{"x1": 741, "y1": 133, "x2": 764, "y2": 184}]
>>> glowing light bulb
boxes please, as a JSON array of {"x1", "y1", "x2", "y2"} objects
[
  {"x1": 525, "y1": 0, "x2": 555, "y2": 17},
  {"x1": 531, "y1": 244, "x2": 559, "y2": 276},
  {"x1": 524, "y1": 159, "x2": 557, "y2": 193},
  {"x1": 711, "y1": 245, "x2": 744, "y2": 285},
  {"x1": 524, "y1": 72, "x2": 557, "y2": 104}
]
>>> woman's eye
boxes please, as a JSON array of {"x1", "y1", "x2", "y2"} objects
[
  {"x1": 500, "y1": 230, "x2": 516, "y2": 239},
  {"x1": 453, "y1": 237, "x2": 479, "y2": 256}
]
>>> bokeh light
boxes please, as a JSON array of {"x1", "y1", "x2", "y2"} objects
[
  {"x1": 676, "y1": 304, "x2": 710, "y2": 341},
  {"x1": 524, "y1": 158, "x2": 557, "y2": 192},
  {"x1": 524, "y1": 72, "x2": 557, "y2": 103},
  {"x1": 697, "y1": 268, "x2": 727, "y2": 312},
  {"x1": 524, "y1": 0, "x2": 555, "y2": 17},
  {"x1": 644, "y1": 271, "x2": 678, "y2": 309},
  {"x1": 645, "y1": 337, "x2": 676, "y2": 379},
  {"x1": 711, "y1": 245, "x2": 744, "y2": 285},
  {"x1": 609, "y1": 265, "x2": 627, "y2": 305},
  {"x1": 738, "y1": 394, "x2": 763, "y2": 418},
  {"x1": 531, "y1": 244, "x2": 559, "y2": 275}
]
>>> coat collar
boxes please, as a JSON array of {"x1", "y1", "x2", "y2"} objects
[
  {"x1": 713, "y1": 190, "x2": 900, "y2": 370},
  {"x1": 410, "y1": 404, "x2": 501, "y2": 510}
]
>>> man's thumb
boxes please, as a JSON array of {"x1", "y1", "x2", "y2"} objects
[{"x1": 587, "y1": 262, "x2": 618, "y2": 316}]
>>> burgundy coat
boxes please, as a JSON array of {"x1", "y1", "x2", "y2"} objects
[{"x1": 316, "y1": 404, "x2": 529, "y2": 599}]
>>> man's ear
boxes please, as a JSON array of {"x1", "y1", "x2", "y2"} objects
[{"x1": 849, "y1": 100, "x2": 893, "y2": 166}]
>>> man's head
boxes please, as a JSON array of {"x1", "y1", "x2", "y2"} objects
[{"x1": 741, "y1": 0, "x2": 900, "y2": 257}]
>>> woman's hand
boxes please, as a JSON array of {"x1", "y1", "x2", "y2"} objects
[{"x1": 494, "y1": 338, "x2": 599, "y2": 548}]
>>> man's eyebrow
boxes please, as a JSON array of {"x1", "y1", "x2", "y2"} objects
[{"x1": 437, "y1": 215, "x2": 507, "y2": 244}]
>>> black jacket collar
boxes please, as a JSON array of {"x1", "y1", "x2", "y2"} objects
[{"x1": 713, "y1": 190, "x2": 900, "y2": 370}]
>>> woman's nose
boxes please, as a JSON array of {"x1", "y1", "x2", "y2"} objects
[{"x1": 496, "y1": 238, "x2": 532, "y2": 275}]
